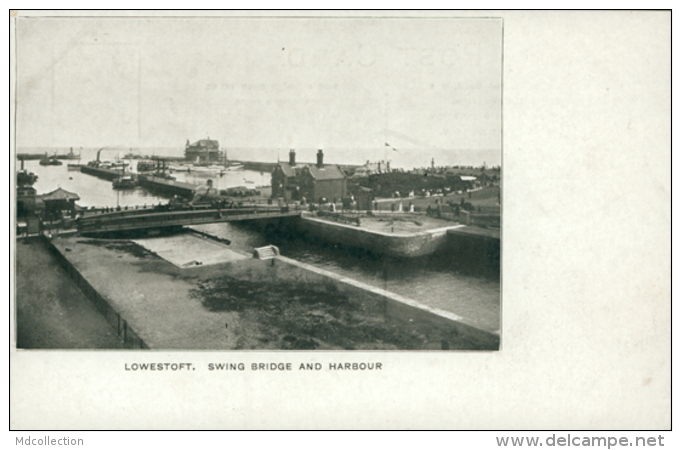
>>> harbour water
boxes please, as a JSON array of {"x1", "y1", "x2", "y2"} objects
[
  {"x1": 195, "y1": 222, "x2": 500, "y2": 332},
  {"x1": 17, "y1": 151, "x2": 500, "y2": 333},
  {"x1": 20, "y1": 155, "x2": 269, "y2": 208}
]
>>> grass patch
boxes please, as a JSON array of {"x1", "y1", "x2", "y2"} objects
[
  {"x1": 77, "y1": 239, "x2": 157, "y2": 259},
  {"x1": 191, "y1": 276, "x2": 436, "y2": 350}
]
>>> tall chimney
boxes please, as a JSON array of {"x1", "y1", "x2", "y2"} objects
[
  {"x1": 289, "y1": 149, "x2": 296, "y2": 166},
  {"x1": 317, "y1": 149, "x2": 324, "y2": 168}
]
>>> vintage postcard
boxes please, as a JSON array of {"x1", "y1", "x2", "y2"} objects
[{"x1": 9, "y1": 10, "x2": 670, "y2": 432}]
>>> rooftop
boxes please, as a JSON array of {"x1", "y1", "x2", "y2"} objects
[
  {"x1": 276, "y1": 162, "x2": 346, "y2": 181},
  {"x1": 40, "y1": 187, "x2": 80, "y2": 202},
  {"x1": 305, "y1": 164, "x2": 346, "y2": 181},
  {"x1": 187, "y1": 139, "x2": 220, "y2": 150}
]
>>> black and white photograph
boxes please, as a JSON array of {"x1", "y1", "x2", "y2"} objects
[
  {"x1": 10, "y1": 10, "x2": 670, "y2": 434},
  {"x1": 13, "y1": 14, "x2": 501, "y2": 351}
]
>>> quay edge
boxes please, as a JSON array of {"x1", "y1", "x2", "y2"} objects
[
  {"x1": 43, "y1": 233, "x2": 499, "y2": 350},
  {"x1": 295, "y1": 214, "x2": 464, "y2": 258},
  {"x1": 244, "y1": 212, "x2": 500, "y2": 260}
]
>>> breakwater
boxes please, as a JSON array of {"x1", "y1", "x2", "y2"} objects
[{"x1": 18, "y1": 153, "x2": 79, "y2": 161}]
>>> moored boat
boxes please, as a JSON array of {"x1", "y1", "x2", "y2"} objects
[
  {"x1": 168, "y1": 163, "x2": 193, "y2": 172},
  {"x1": 39, "y1": 153, "x2": 63, "y2": 166},
  {"x1": 112, "y1": 175, "x2": 137, "y2": 189},
  {"x1": 191, "y1": 164, "x2": 226, "y2": 174},
  {"x1": 136, "y1": 160, "x2": 156, "y2": 172}
]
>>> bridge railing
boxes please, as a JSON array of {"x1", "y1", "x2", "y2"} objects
[
  {"x1": 79, "y1": 201, "x2": 287, "y2": 218},
  {"x1": 77, "y1": 206, "x2": 298, "y2": 233}
]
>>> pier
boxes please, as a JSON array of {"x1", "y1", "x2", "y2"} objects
[
  {"x1": 79, "y1": 164, "x2": 125, "y2": 181},
  {"x1": 79, "y1": 165, "x2": 198, "y2": 198}
]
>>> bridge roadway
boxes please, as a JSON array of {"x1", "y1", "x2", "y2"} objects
[{"x1": 77, "y1": 205, "x2": 301, "y2": 234}]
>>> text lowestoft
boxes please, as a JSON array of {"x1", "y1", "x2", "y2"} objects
[{"x1": 125, "y1": 363, "x2": 193, "y2": 371}]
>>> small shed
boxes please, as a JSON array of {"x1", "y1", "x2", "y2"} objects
[
  {"x1": 354, "y1": 186, "x2": 374, "y2": 210},
  {"x1": 40, "y1": 188, "x2": 80, "y2": 221}
]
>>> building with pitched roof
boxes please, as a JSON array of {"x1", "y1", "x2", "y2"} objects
[
  {"x1": 271, "y1": 150, "x2": 347, "y2": 203},
  {"x1": 351, "y1": 161, "x2": 384, "y2": 177},
  {"x1": 39, "y1": 188, "x2": 80, "y2": 221},
  {"x1": 185, "y1": 138, "x2": 221, "y2": 163},
  {"x1": 16, "y1": 186, "x2": 42, "y2": 219}
]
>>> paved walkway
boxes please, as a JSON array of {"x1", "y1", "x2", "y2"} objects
[
  {"x1": 14, "y1": 239, "x2": 125, "y2": 349},
  {"x1": 132, "y1": 233, "x2": 248, "y2": 267}
]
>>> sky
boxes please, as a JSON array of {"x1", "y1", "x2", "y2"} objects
[{"x1": 14, "y1": 16, "x2": 502, "y2": 167}]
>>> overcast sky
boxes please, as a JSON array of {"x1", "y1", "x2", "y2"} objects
[{"x1": 15, "y1": 16, "x2": 501, "y2": 166}]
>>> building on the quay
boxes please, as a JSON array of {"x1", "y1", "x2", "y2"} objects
[
  {"x1": 352, "y1": 185, "x2": 375, "y2": 210},
  {"x1": 271, "y1": 149, "x2": 347, "y2": 203},
  {"x1": 185, "y1": 138, "x2": 221, "y2": 164},
  {"x1": 16, "y1": 185, "x2": 43, "y2": 221},
  {"x1": 351, "y1": 161, "x2": 383, "y2": 177},
  {"x1": 40, "y1": 188, "x2": 80, "y2": 221}
]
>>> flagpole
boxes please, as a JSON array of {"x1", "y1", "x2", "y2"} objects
[{"x1": 384, "y1": 92, "x2": 388, "y2": 169}]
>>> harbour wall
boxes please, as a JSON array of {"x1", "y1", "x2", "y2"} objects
[
  {"x1": 447, "y1": 228, "x2": 501, "y2": 274},
  {"x1": 192, "y1": 251, "x2": 498, "y2": 349},
  {"x1": 296, "y1": 215, "x2": 460, "y2": 258},
  {"x1": 42, "y1": 231, "x2": 497, "y2": 350},
  {"x1": 266, "y1": 256, "x2": 500, "y2": 349},
  {"x1": 289, "y1": 215, "x2": 500, "y2": 269}
]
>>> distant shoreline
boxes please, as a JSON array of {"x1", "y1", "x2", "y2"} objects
[{"x1": 16, "y1": 146, "x2": 502, "y2": 169}]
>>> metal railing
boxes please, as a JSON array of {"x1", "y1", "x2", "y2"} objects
[{"x1": 77, "y1": 206, "x2": 300, "y2": 233}]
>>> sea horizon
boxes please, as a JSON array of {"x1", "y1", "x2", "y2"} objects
[{"x1": 16, "y1": 146, "x2": 501, "y2": 170}]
